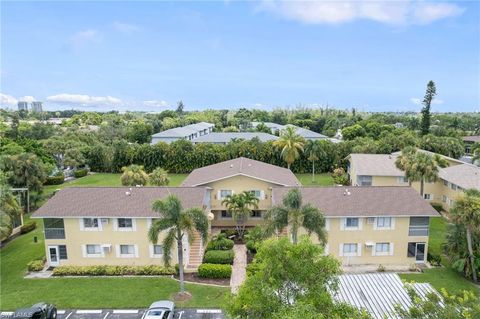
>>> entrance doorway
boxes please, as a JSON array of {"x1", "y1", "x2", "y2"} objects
[{"x1": 48, "y1": 246, "x2": 59, "y2": 266}]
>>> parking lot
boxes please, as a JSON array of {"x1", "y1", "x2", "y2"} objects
[{"x1": 1, "y1": 309, "x2": 224, "y2": 319}]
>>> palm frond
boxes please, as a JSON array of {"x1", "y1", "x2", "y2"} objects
[
  {"x1": 162, "y1": 228, "x2": 176, "y2": 266},
  {"x1": 148, "y1": 218, "x2": 174, "y2": 243},
  {"x1": 186, "y1": 207, "x2": 210, "y2": 244}
]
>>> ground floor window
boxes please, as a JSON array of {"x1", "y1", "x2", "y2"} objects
[
  {"x1": 342, "y1": 243, "x2": 358, "y2": 256},
  {"x1": 251, "y1": 210, "x2": 262, "y2": 218},
  {"x1": 374, "y1": 243, "x2": 391, "y2": 256},
  {"x1": 59, "y1": 245, "x2": 68, "y2": 260},
  {"x1": 86, "y1": 244, "x2": 101, "y2": 255},
  {"x1": 220, "y1": 210, "x2": 232, "y2": 218}
]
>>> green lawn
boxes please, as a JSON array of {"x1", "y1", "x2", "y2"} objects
[
  {"x1": 0, "y1": 221, "x2": 228, "y2": 310},
  {"x1": 296, "y1": 173, "x2": 334, "y2": 186}
]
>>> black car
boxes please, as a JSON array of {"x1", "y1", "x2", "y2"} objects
[{"x1": 12, "y1": 303, "x2": 57, "y2": 319}]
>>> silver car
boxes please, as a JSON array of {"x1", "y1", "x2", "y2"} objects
[{"x1": 142, "y1": 301, "x2": 175, "y2": 319}]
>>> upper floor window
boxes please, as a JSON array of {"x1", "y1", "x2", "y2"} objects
[
  {"x1": 249, "y1": 190, "x2": 263, "y2": 199},
  {"x1": 375, "y1": 217, "x2": 393, "y2": 229},
  {"x1": 409, "y1": 217, "x2": 429, "y2": 236},
  {"x1": 397, "y1": 177, "x2": 408, "y2": 183},
  {"x1": 451, "y1": 183, "x2": 458, "y2": 191},
  {"x1": 357, "y1": 176, "x2": 372, "y2": 186},
  {"x1": 442, "y1": 195, "x2": 448, "y2": 203},
  {"x1": 343, "y1": 218, "x2": 360, "y2": 230},
  {"x1": 443, "y1": 180, "x2": 449, "y2": 187},
  {"x1": 220, "y1": 210, "x2": 232, "y2": 218},
  {"x1": 115, "y1": 218, "x2": 135, "y2": 231},
  {"x1": 219, "y1": 190, "x2": 232, "y2": 199},
  {"x1": 423, "y1": 194, "x2": 432, "y2": 200},
  {"x1": 81, "y1": 218, "x2": 101, "y2": 231}
]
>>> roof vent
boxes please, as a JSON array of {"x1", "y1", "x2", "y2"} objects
[
  {"x1": 230, "y1": 164, "x2": 234, "y2": 168},
  {"x1": 126, "y1": 191, "x2": 131, "y2": 196},
  {"x1": 343, "y1": 189, "x2": 351, "y2": 196}
]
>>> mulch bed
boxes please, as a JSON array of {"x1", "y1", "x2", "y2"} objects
[{"x1": 174, "y1": 273, "x2": 230, "y2": 286}]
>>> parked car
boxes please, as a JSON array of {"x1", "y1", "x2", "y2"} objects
[
  {"x1": 12, "y1": 303, "x2": 57, "y2": 319},
  {"x1": 142, "y1": 301, "x2": 175, "y2": 319}
]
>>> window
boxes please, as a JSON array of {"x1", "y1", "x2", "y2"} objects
[
  {"x1": 409, "y1": 217, "x2": 429, "y2": 236},
  {"x1": 442, "y1": 195, "x2": 448, "y2": 203},
  {"x1": 443, "y1": 180, "x2": 449, "y2": 187},
  {"x1": 448, "y1": 199, "x2": 455, "y2": 206},
  {"x1": 376, "y1": 217, "x2": 392, "y2": 229},
  {"x1": 118, "y1": 244, "x2": 136, "y2": 258},
  {"x1": 118, "y1": 218, "x2": 133, "y2": 228},
  {"x1": 220, "y1": 190, "x2": 232, "y2": 199},
  {"x1": 357, "y1": 176, "x2": 372, "y2": 186},
  {"x1": 451, "y1": 183, "x2": 458, "y2": 191},
  {"x1": 59, "y1": 245, "x2": 68, "y2": 260},
  {"x1": 249, "y1": 190, "x2": 262, "y2": 199},
  {"x1": 162, "y1": 311, "x2": 170, "y2": 319},
  {"x1": 153, "y1": 245, "x2": 163, "y2": 255},
  {"x1": 83, "y1": 218, "x2": 99, "y2": 229},
  {"x1": 86, "y1": 244, "x2": 101, "y2": 255},
  {"x1": 407, "y1": 242, "x2": 416, "y2": 257},
  {"x1": 251, "y1": 210, "x2": 262, "y2": 218},
  {"x1": 342, "y1": 243, "x2": 358, "y2": 256},
  {"x1": 397, "y1": 177, "x2": 408, "y2": 183},
  {"x1": 367, "y1": 217, "x2": 375, "y2": 224},
  {"x1": 423, "y1": 194, "x2": 432, "y2": 200},
  {"x1": 221, "y1": 210, "x2": 232, "y2": 218},
  {"x1": 374, "y1": 243, "x2": 391, "y2": 256},
  {"x1": 344, "y1": 218, "x2": 359, "y2": 230}
]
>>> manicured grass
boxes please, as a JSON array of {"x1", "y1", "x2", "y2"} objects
[
  {"x1": 296, "y1": 173, "x2": 334, "y2": 186},
  {"x1": 0, "y1": 221, "x2": 228, "y2": 310},
  {"x1": 428, "y1": 216, "x2": 448, "y2": 256}
]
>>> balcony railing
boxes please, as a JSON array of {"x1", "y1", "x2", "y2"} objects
[
  {"x1": 408, "y1": 226, "x2": 429, "y2": 237},
  {"x1": 45, "y1": 228, "x2": 65, "y2": 239}
]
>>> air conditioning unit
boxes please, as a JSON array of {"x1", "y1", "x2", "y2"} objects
[
  {"x1": 365, "y1": 242, "x2": 375, "y2": 247},
  {"x1": 101, "y1": 244, "x2": 112, "y2": 252},
  {"x1": 101, "y1": 218, "x2": 109, "y2": 224}
]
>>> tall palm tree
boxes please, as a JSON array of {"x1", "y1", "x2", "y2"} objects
[
  {"x1": 449, "y1": 189, "x2": 480, "y2": 283},
  {"x1": 222, "y1": 191, "x2": 259, "y2": 238},
  {"x1": 395, "y1": 146, "x2": 417, "y2": 186},
  {"x1": 410, "y1": 152, "x2": 448, "y2": 197},
  {"x1": 264, "y1": 188, "x2": 326, "y2": 245},
  {"x1": 120, "y1": 164, "x2": 149, "y2": 186},
  {"x1": 273, "y1": 126, "x2": 305, "y2": 169},
  {"x1": 444, "y1": 223, "x2": 479, "y2": 281},
  {"x1": 148, "y1": 195, "x2": 209, "y2": 294},
  {"x1": 304, "y1": 140, "x2": 326, "y2": 183}
]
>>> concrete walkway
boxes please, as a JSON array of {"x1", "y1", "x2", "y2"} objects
[{"x1": 230, "y1": 244, "x2": 247, "y2": 293}]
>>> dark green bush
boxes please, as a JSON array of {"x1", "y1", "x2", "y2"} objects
[
  {"x1": 27, "y1": 259, "x2": 45, "y2": 272},
  {"x1": 427, "y1": 252, "x2": 442, "y2": 266},
  {"x1": 203, "y1": 249, "x2": 234, "y2": 264},
  {"x1": 52, "y1": 265, "x2": 175, "y2": 276},
  {"x1": 74, "y1": 168, "x2": 88, "y2": 178},
  {"x1": 45, "y1": 174, "x2": 64, "y2": 185},
  {"x1": 197, "y1": 263, "x2": 232, "y2": 279},
  {"x1": 246, "y1": 240, "x2": 257, "y2": 254},
  {"x1": 20, "y1": 221, "x2": 37, "y2": 234},
  {"x1": 430, "y1": 202, "x2": 444, "y2": 213},
  {"x1": 246, "y1": 262, "x2": 260, "y2": 277},
  {"x1": 206, "y1": 238, "x2": 234, "y2": 251}
]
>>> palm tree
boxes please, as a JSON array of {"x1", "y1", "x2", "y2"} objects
[
  {"x1": 222, "y1": 191, "x2": 259, "y2": 238},
  {"x1": 149, "y1": 167, "x2": 170, "y2": 186},
  {"x1": 148, "y1": 195, "x2": 209, "y2": 294},
  {"x1": 120, "y1": 164, "x2": 149, "y2": 186},
  {"x1": 395, "y1": 146, "x2": 417, "y2": 186},
  {"x1": 410, "y1": 152, "x2": 448, "y2": 197},
  {"x1": 304, "y1": 140, "x2": 326, "y2": 183},
  {"x1": 444, "y1": 223, "x2": 479, "y2": 281},
  {"x1": 273, "y1": 126, "x2": 305, "y2": 169},
  {"x1": 264, "y1": 188, "x2": 326, "y2": 245},
  {"x1": 0, "y1": 173, "x2": 23, "y2": 240},
  {"x1": 449, "y1": 189, "x2": 480, "y2": 283}
]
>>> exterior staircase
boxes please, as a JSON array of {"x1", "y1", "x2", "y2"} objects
[{"x1": 185, "y1": 232, "x2": 204, "y2": 272}]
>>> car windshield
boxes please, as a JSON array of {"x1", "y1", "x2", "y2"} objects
[{"x1": 146, "y1": 310, "x2": 165, "y2": 316}]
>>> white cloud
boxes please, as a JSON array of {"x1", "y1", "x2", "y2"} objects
[
  {"x1": 257, "y1": 0, "x2": 465, "y2": 25},
  {"x1": 143, "y1": 100, "x2": 169, "y2": 108},
  {"x1": 112, "y1": 22, "x2": 142, "y2": 34},
  {"x1": 19, "y1": 95, "x2": 37, "y2": 103},
  {"x1": 0, "y1": 93, "x2": 18, "y2": 106},
  {"x1": 410, "y1": 97, "x2": 444, "y2": 105},
  {"x1": 47, "y1": 93, "x2": 122, "y2": 106},
  {"x1": 69, "y1": 29, "x2": 102, "y2": 50}
]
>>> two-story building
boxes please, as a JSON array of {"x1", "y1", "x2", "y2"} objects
[{"x1": 33, "y1": 157, "x2": 439, "y2": 270}]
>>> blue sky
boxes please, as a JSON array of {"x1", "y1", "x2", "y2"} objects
[{"x1": 1, "y1": 1, "x2": 479, "y2": 112}]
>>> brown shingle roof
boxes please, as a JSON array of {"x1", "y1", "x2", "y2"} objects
[
  {"x1": 463, "y1": 136, "x2": 480, "y2": 143},
  {"x1": 439, "y1": 164, "x2": 480, "y2": 190},
  {"x1": 181, "y1": 157, "x2": 301, "y2": 187},
  {"x1": 272, "y1": 186, "x2": 439, "y2": 217},
  {"x1": 32, "y1": 187, "x2": 207, "y2": 218},
  {"x1": 348, "y1": 154, "x2": 405, "y2": 177}
]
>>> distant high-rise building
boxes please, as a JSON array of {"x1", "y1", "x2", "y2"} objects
[
  {"x1": 31, "y1": 101, "x2": 43, "y2": 112},
  {"x1": 18, "y1": 101, "x2": 28, "y2": 111}
]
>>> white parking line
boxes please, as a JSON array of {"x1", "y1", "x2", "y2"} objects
[
  {"x1": 65, "y1": 312, "x2": 73, "y2": 319},
  {"x1": 1, "y1": 312, "x2": 14, "y2": 316},
  {"x1": 196, "y1": 309, "x2": 222, "y2": 314},
  {"x1": 58, "y1": 311, "x2": 66, "y2": 315},
  {"x1": 76, "y1": 310, "x2": 103, "y2": 314},
  {"x1": 102, "y1": 312, "x2": 109, "y2": 319},
  {"x1": 112, "y1": 310, "x2": 138, "y2": 314}
]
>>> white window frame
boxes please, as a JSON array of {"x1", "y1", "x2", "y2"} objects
[
  {"x1": 325, "y1": 218, "x2": 330, "y2": 231},
  {"x1": 450, "y1": 184, "x2": 457, "y2": 191},
  {"x1": 149, "y1": 244, "x2": 163, "y2": 258},
  {"x1": 218, "y1": 190, "x2": 233, "y2": 199},
  {"x1": 82, "y1": 244, "x2": 104, "y2": 258},
  {"x1": 116, "y1": 244, "x2": 138, "y2": 258},
  {"x1": 442, "y1": 195, "x2": 448, "y2": 203},
  {"x1": 373, "y1": 242, "x2": 394, "y2": 256},
  {"x1": 340, "y1": 243, "x2": 361, "y2": 257},
  {"x1": 341, "y1": 218, "x2": 361, "y2": 231},
  {"x1": 397, "y1": 176, "x2": 408, "y2": 184},
  {"x1": 374, "y1": 217, "x2": 395, "y2": 230},
  {"x1": 113, "y1": 218, "x2": 136, "y2": 231},
  {"x1": 423, "y1": 193, "x2": 432, "y2": 200},
  {"x1": 80, "y1": 218, "x2": 102, "y2": 231},
  {"x1": 249, "y1": 189, "x2": 265, "y2": 200}
]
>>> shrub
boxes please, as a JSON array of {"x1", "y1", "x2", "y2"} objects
[
  {"x1": 430, "y1": 202, "x2": 444, "y2": 213},
  {"x1": 45, "y1": 174, "x2": 64, "y2": 185},
  {"x1": 52, "y1": 265, "x2": 175, "y2": 276},
  {"x1": 27, "y1": 259, "x2": 44, "y2": 272},
  {"x1": 246, "y1": 262, "x2": 260, "y2": 277},
  {"x1": 223, "y1": 229, "x2": 237, "y2": 238},
  {"x1": 197, "y1": 263, "x2": 232, "y2": 279},
  {"x1": 206, "y1": 238, "x2": 234, "y2": 251},
  {"x1": 377, "y1": 264, "x2": 386, "y2": 272},
  {"x1": 427, "y1": 252, "x2": 442, "y2": 266},
  {"x1": 246, "y1": 240, "x2": 257, "y2": 254},
  {"x1": 74, "y1": 168, "x2": 88, "y2": 178},
  {"x1": 203, "y1": 250, "x2": 234, "y2": 264},
  {"x1": 20, "y1": 221, "x2": 37, "y2": 234}
]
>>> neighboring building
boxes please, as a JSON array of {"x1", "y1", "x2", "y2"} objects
[
  {"x1": 462, "y1": 136, "x2": 480, "y2": 164},
  {"x1": 347, "y1": 151, "x2": 480, "y2": 211},
  {"x1": 151, "y1": 122, "x2": 215, "y2": 144},
  {"x1": 18, "y1": 101, "x2": 28, "y2": 111},
  {"x1": 34, "y1": 157, "x2": 438, "y2": 269},
  {"x1": 31, "y1": 101, "x2": 43, "y2": 112},
  {"x1": 250, "y1": 121, "x2": 285, "y2": 134},
  {"x1": 192, "y1": 132, "x2": 278, "y2": 144},
  {"x1": 251, "y1": 122, "x2": 341, "y2": 143}
]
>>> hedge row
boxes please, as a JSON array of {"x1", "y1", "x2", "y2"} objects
[
  {"x1": 203, "y1": 250, "x2": 234, "y2": 264},
  {"x1": 206, "y1": 238, "x2": 234, "y2": 252},
  {"x1": 53, "y1": 265, "x2": 175, "y2": 276},
  {"x1": 45, "y1": 175, "x2": 64, "y2": 185},
  {"x1": 197, "y1": 263, "x2": 232, "y2": 279},
  {"x1": 27, "y1": 259, "x2": 45, "y2": 272},
  {"x1": 20, "y1": 221, "x2": 37, "y2": 234},
  {"x1": 74, "y1": 169, "x2": 88, "y2": 178}
]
